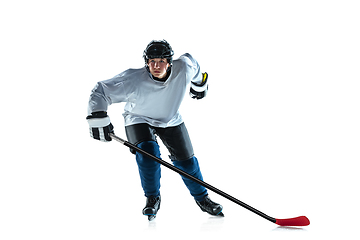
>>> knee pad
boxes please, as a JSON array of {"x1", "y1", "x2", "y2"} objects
[
  {"x1": 173, "y1": 156, "x2": 200, "y2": 174},
  {"x1": 137, "y1": 141, "x2": 160, "y2": 155},
  {"x1": 136, "y1": 141, "x2": 161, "y2": 165}
]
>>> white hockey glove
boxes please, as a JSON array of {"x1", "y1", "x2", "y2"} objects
[
  {"x1": 86, "y1": 111, "x2": 114, "y2": 142},
  {"x1": 190, "y1": 72, "x2": 208, "y2": 100}
]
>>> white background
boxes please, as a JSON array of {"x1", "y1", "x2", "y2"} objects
[{"x1": 1, "y1": 0, "x2": 359, "y2": 239}]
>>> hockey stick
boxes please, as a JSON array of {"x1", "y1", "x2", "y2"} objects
[{"x1": 110, "y1": 133, "x2": 310, "y2": 226}]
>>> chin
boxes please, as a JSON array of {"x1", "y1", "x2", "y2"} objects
[{"x1": 153, "y1": 73, "x2": 164, "y2": 78}]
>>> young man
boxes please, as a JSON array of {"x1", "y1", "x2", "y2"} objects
[{"x1": 86, "y1": 40, "x2": 223, "y2": 221}]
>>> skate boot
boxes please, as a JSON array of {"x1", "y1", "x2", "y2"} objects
[
  {"x1": 142, "y1": 195, "x2": 161, "y2": 221},
  {"x1": 196, "y1": 195, "x2": 224, "y2": 217}
]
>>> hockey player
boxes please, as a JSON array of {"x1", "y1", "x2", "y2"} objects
[{"x1": 86, "y1": 40, "x2": 223, "y2": 221}]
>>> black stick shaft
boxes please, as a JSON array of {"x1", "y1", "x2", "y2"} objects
[{"x1": 110, "y1": 133, "x2": 276, "y2": 223}]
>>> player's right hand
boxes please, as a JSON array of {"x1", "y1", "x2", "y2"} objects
[{"x1": 86, "y1": 111, "x2": 114, "y2": 142}]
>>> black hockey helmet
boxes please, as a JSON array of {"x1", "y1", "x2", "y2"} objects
[{"x1": 143, "y1": 40, "x2": 174, "y2": 66}]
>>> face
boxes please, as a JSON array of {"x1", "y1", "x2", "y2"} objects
[{"x1": 148, "y1": 58, "x2": 170, "y2": 79}]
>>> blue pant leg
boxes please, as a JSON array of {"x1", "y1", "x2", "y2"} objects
[
  {"x1": 136, "y1": 141, "x2": 161, "y2": 198},
  {"x1": 173, "y1": 157, "x2": 208, "y2": 202}
]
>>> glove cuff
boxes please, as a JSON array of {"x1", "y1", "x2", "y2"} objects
[
  {"x1": 87, "y1": 116, "x2": 111, "y2": 128},
  {"x1": 190, "y1": 73, "x2": 208, "y2": 100},
  {"x1": 191, "y1": 72, "x2": 208, "y2": 92}
]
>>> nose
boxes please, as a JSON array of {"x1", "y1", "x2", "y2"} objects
[{"x1": 154, "y1": 61, "x2": 160, "y2": 68}]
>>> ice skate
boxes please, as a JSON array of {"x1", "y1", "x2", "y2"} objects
[
  {"x1": 196, "y1": 195, "x2": 224, "y2": 217},
  {"x1": 142, "y1": 195, "x2": 161, "y2": 221}
]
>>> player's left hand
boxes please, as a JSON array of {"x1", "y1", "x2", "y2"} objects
[{"x1": 190, "y1": 72, "x2": 208, "y2": 100}]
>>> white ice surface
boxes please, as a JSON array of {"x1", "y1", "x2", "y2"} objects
[{"x1": 1, "y1": 1, "x2": 359, "y2": 239}]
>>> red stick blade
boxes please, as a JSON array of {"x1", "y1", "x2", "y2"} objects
[{"x1": 275, "y1": 216, "x2": 310, "y2": 226}]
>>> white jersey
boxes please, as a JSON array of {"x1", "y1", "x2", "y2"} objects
[{"x1": 87, "y1": 53, "x2": 204, "y2": 128}]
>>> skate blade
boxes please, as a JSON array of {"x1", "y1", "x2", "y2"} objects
[
  {"x1": 147, "y1": 215, "x2": 156, "y2": 221},
  {"x1": 217, "y1": 212, "x2": 225, "y2": 217}
]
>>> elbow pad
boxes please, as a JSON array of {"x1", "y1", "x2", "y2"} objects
[{"x1": 190, "y1": 72, "x2": 208, "y2": 100}]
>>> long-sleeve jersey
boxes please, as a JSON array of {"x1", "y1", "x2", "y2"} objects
[{"x1": 87, "y1": 53, "x2": 204, "y2": 128}]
